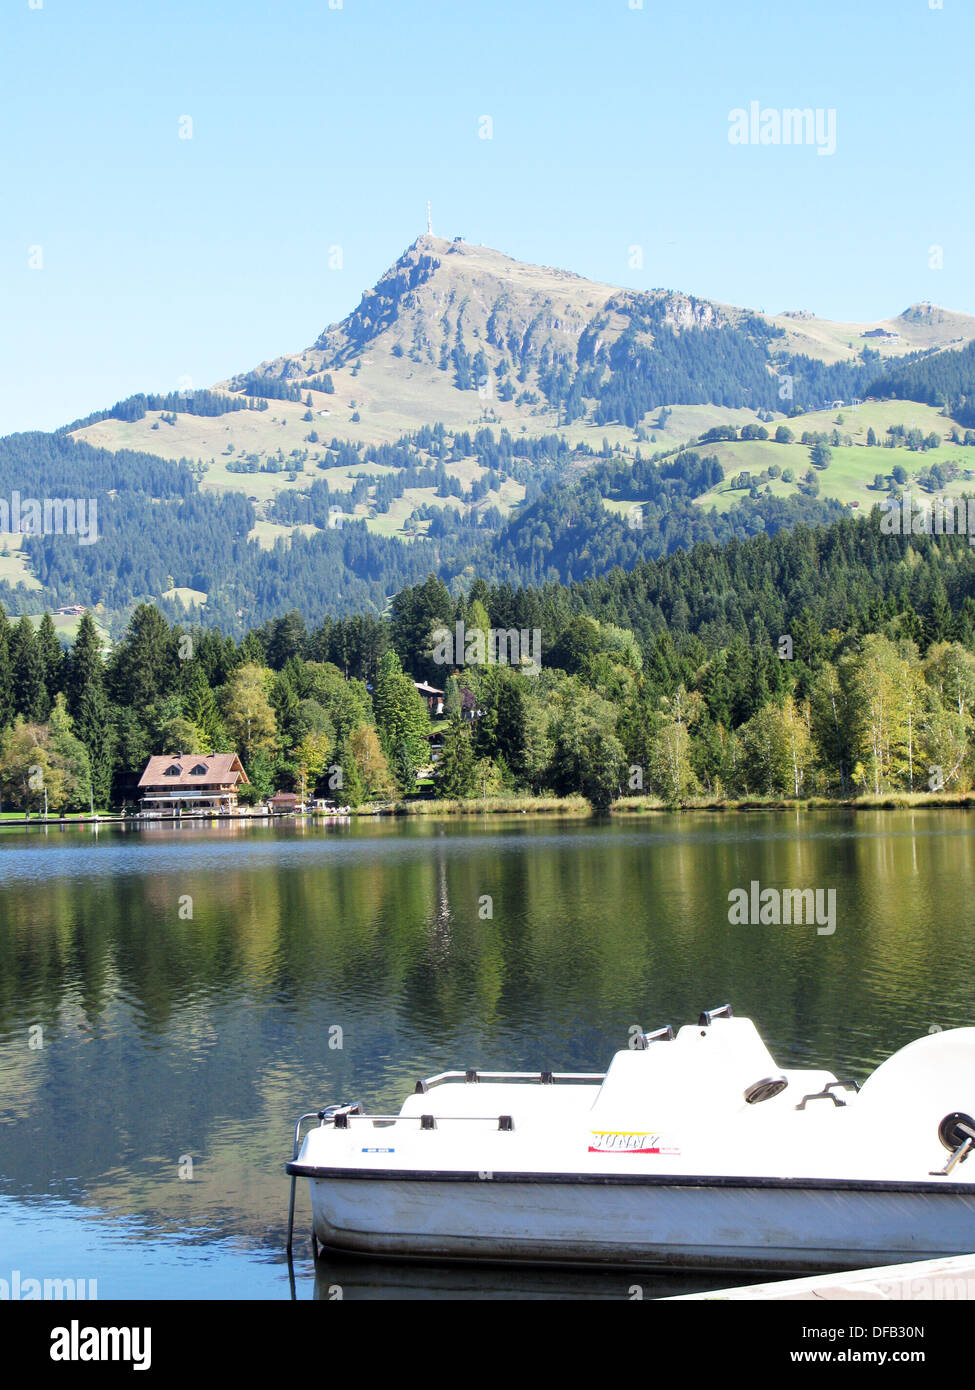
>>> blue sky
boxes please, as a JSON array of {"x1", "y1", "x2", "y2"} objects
[{"x1": 2, "y1": 0, "x2": 971, "y2": 434}]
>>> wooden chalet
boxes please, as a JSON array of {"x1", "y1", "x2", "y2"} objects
[{"x1": 137, "y1": 753, "x2": 248, "y2": 815}]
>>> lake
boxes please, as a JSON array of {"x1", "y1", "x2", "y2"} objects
[{"x1": 1, "y1": 810, "x2": 973, "y2": 1300}]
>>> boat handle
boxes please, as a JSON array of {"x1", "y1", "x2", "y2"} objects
[
  {"x1": 287, "y1": 1110, "x2": 328, "y2": 1254},
  {"x1": 698, "y1": 1004, "x2": 733, "y2": 1027},
  {"x1": 931, "y1": 1135, "x2": 974, "y2": 1177},
  {"x1": 794, "y1": 1079, "x2": 861, "y2": 1110},
  {"x1": 635, "y1": 1025, "x2": 675, "y2": 1049},
  {"x1": 286, "y1": 1103, "x2": 362, "y2": 1253},
  {"x1": 415, "y1": 1070, "x2": 606, "y2": 1092}
]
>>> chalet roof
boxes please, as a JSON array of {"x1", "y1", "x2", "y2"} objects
[
  {"x1": 414, "y1": 681, "x2": 445, "y2": 695},
  {"x1": 138, "y1": 753, "x2": 249, "y2": 789}
]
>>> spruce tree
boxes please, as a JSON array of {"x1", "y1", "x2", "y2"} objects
[
  {"x1": 66, "y1": 613, "x2": 105, "y2": 720},
  {"x1": 108, "y1": 604, "x2": 174, "y2": 717},
  {"x1": 183, "y1": 662, "x2": 223, "y2": 750},
  {"x1": 10, "y1": 616, "x2": 47, "y2": 721},
  {"x1": 393, "y1": 738, "x2": 418, "y2": 793},
  {"x1": 77, "y1": 683, "x2": 115, "y2": 808},
  {"x1": 372, "y1": 650, "x2": 430, "y2": 765},
  {"x1": 436, "y1": 719, "x2": 476, "y2": 798},
  {"x1": 37, "y1": 612, "x2": 64, "y2": 710},
  {"x1": 67, "y1": 613, "x2": 114, "y2": 806},
  {"x1": 0, "y1": 605, "x2": 13, "y2": 731}
]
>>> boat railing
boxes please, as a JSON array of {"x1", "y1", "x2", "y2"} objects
[
  {"x1": 330, "y1": 1111, "x2": 534, "y2": 1128},
  {"x1": 287, "y1": 1109, "x2": 335, "y2": 1253},
  {"x1": 414, "y1": 1069, "x2": 605, "y2": 1093},
  {"x1": 286, "y1": 1095, "x2": 553, "y2": 1252}
]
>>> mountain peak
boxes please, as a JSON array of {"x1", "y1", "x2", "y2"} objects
[
  {"x1": 238, "y1": 236, "x2": 622, "y2": 389},
  {"x1": 888, "y1": 301, "x2": 975, "y2": 349},
  {"x1": 899, "y1": 301, "x2": 946, "y2": 321},
  {"x1": 225, "y1": 239, "x2": 975, "y2": 435}
]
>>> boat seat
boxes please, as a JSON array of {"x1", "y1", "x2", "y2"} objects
[
  {"x1": 590, "y1": 1017, "x2": 791, "y2": 1125},
  {"x1": 843, "y1": 1026, "x2": 975, "y2": 1174}
]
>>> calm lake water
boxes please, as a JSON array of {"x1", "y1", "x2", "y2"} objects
[{"x1": 1, "y1": 810, "x2": 973, "y2": 1300}]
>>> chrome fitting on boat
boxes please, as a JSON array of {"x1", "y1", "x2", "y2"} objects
[
  {"x1": 931, "y1": 1112, "x2": 975, "y2": 1175},
  {"x1": 794, "y1": 1080, "x2": 859, "y2": 1111},
  {"x1": 744, "y1": 1075, "x2": 789, "y2": 1104},
  {"x1": 698, "y1": 1003, "x2": 734, "y2": 1027},
  {"x1": 634, "y1": 1025, "x2": 675, "y2": 1049}
]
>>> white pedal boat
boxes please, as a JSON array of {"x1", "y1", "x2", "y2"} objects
[{"x1": 286, "y1": 1006, "x2": 975, "y2": 1272}]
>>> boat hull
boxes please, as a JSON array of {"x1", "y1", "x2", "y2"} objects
[{"x1": 293, "y1": 1167, "x2": 975, "y2": 1272}]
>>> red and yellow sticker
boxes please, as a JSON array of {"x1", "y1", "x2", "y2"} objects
[{"x1": 588, "y1": 1130, "x2": 680, "y2": 1155}]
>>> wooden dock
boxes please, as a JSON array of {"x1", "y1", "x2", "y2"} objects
[
  {"x1": 665, "y1": 1252, "x2": 975, "y2": 1300},
  {"x1": 0, "y1": 808, "x2": 351, "y2": 828}
]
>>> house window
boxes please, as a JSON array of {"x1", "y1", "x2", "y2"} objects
[
  {"x1": 164, "y1": 765, "x2": 181, "y2": 776},
  {"x1": 190, "y1": 764, "x2": 209, "y2": 776}
]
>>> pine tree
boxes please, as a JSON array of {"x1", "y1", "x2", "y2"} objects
[
  {"x1": 0, "y1": 605, "x2": 13, "y2": 731},
  {"x1": 393, "y1": 738, "x2": 418, "y2": 793},
  {"x1": 493, "y1": 672, "x2": 529, "y2": 780},
  {"x1": 109, "y1": 604, "x2": 175, "y2": 716},
  {"x1": 77, "y1": 682, "x2": 115, "y2": 808},
  {"x1": 10, "y1": 616, "x2": 47, "y2": 721},
  {"x1": 436, "y1": 719, "x2": 477, "y2": 797},
  {"x1": 444, "y1": 674, "x2": 462, "y2": 718},
  {"x1": 37, "y1": 612, "x2": 64, "y2": 710},
  {"x1": 183, "y1": 662, "x2": 223, "y2": 749},
  {"x1": 67, "y1": 613, "x2": 105, "y2": 718},
  {"x1": 67, "y1": 613, "x2": 114, "y2": 807},
  {"x1": 372, "y1": 650, "x2": 430, "y2": 765}
]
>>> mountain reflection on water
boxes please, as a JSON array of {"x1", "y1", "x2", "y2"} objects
[{"x1": 1, "y1": 811, "x2": 972, "y2": 1298}]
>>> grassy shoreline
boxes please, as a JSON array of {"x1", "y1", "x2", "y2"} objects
[
  {"x1": 356, "y1": 794, "x2": 592, "y2": 817},
  {"x1": 352, "y1": 791, "x2": 975, "y2": 818},
  {"x1": 5, "y1": 793, "x2": 971, "y2": 825},
  {"x1": 613, "y1": 792, "x2": 975, "y2": 812}
]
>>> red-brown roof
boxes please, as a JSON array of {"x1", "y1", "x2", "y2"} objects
[{"x1": 138, "y1": 753, "x2": 249, "y2": 789}]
